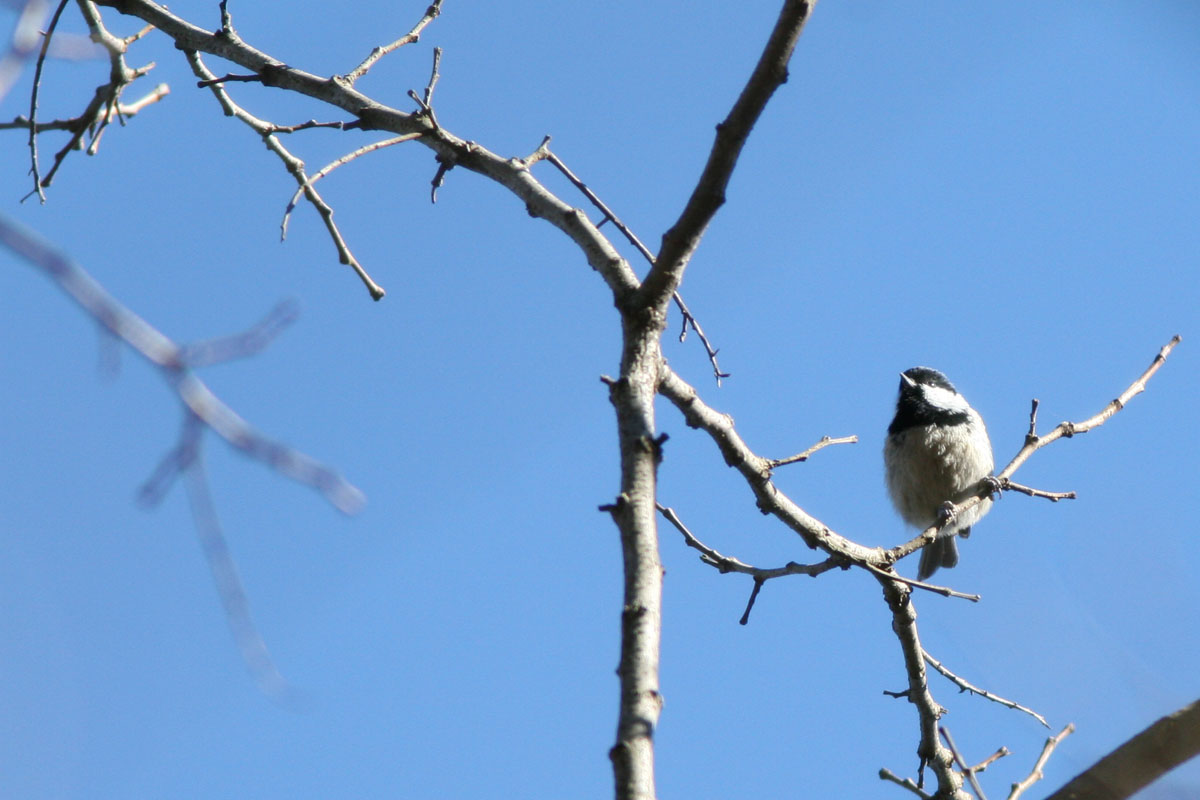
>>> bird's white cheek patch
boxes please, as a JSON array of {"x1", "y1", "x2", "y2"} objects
[{"x1": 920, "y1": 384, "x2": 970, "y2": 414}]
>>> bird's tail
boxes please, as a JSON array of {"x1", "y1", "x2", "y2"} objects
[{"x1": 917, "y1": 534, "x2": 960, "y2": 580}]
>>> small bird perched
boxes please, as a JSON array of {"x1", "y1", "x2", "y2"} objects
[{"x1": 884, "y1": 367, "x2": 995, "y2": 580}]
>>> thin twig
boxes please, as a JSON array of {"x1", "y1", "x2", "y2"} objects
[
  {"x1": 669, "y1": 289, "x2": 729, "y2": 383},
  {"x1": 543, "y1": 145, "x2": 729, "y2": 383},
  {"x1": 1007, "y1": 724, "x2": 1075, "y2": 800},
  {"x1": 924, "y1": 650, "x2": 1049, "y2": 728},
  {"x1": 422, "y1": 46, "x2": 441, "y2": 110},
  {"x1": 656, "y1": 503, "x2": 841, "y2": 624},
  {"x1": 765, "y1": 434, "x2": 858, "y2": 469},
  {"x1": 25, "y1": 0, "x2": 70, "y2": 203},
  {"x1": 23, "y1": 0, "x2": 162, "y2": 200},
  {"x1": 186, "y1": 49, "x2": 386, "y2": 300},
  {"x1": 940, "y1": 726, "x2": 989, "y2": 800},
  {"x1": 121, "y1": 20, "x2": 153, "y2": 46},
  {"x1": 997, "y1": 479, "x2": 1075, "y2": 502},
  {"x1": 281, "y1": 133, "x2": 422, "y2": 239},
  {"x1": 863, "y1": 563, "x2": 981, "y2": 602},
  {"x1": 1, "y1": 81, "x2": 168, "y2": 130},
  {"x1": 969, "y1": 747, "x2": 1010, "y2": 775},
  {"x1": 342, "y1": 0, "x2": 443, "y2": 85},
  {"x1": 545, "y1": 148, "x2": 654, "y2": 263},
  {"x1": 195, "y1": 72, "x2": 261, "y2": 88},
  {"x1": 658, "y1": 503, "x2": 840, "y2": 580},
  {"x1": 178, "y1": 300, "x2": 298, "y2": 368}
]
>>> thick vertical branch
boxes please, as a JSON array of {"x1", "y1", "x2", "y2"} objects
[
  {"x1": 606, "y1": 309, "x2": 668, "y2": 800},
  {"x1": 606, "y1": 5, "x2": 819, "y2": 795}
]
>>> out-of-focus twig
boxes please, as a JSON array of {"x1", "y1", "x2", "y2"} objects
[
  {"x1": 2, "y1": 213, "x2": 364, "y2": 697},
  {"x1": 0, "y1": 215, "x2": 366, "y2": 513}
]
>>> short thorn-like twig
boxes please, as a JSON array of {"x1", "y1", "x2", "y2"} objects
[
  {"x1": 195, "y1": 73, "x2": 262, "y2": 88},
  {"x1": 430, "y1": 159, "x2": 452, "y2": 202},
  {"x1": 518, "y1": 134, "x2": 553, "y2": 167},
  {"x1": 407, "y1": 85, "x2": 439, "y2": 130},
  {"x1": 739, "y1": 578, "x2": 764, "y2": 626},
  {"x1": 268, "y1": 119, "x2": 349, "y2": 134}
]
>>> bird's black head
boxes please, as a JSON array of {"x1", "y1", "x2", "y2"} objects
[
  {"x1": 889, "y1": 366, "x2": 970, "y2": 434},
  {"x1": 901, "y1": 366, "x2": 956, "y2": 394}
]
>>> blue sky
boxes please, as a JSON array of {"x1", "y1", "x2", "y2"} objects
[{"x1": 2, "y1": 1, "x2": 1197, "y2": 798}]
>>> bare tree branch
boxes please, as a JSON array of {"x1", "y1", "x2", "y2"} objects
[
  {"x1": 87, "y1": 0, "x2": 645, "y2": 303},
  {"x1": 862, "y1": 563, "x2": 982, "y2": 602},
  {"x1": 640, "y1": 0, "x2": 816, "y2": 309},
  {"x1": 880, "y1": 766, "x2": 935, "y2": 799},
  {"x1": 1043, "y1": 700, "x2": 1200, "y2": 800},
  {"x1": 280, "y1": 133, "x2": 422, "y2": 240},
  {"x1": 940, "y1": 727, "x2": 989, "y2": 800},
  {"x1": 1, "y1": 213, "x2": 366, "y2": 696},
  {"x1": 1008, "y1": 724, "x2": 1075, "y2": 800},
  {"x1": 658, "y1": 502, "x2": 841, "y2": 581},
  {"x1": 880, "y1": 578, "x2": 972, "y2": 799},
  {"x1": 925, "y1": 651, "x2": 1048, "y2": 728},
  {"x1": 23, "y1": 0, "x2": 161, "y2": 201},
  {"x1": 185, "y1": 48, "x2": 390, "y2": 300},
  {"x1": 541, "y1": 143, "x2": 731, "y2": 383},
  {"x1": 342, "y1": 0, "x2": 442, "y2": 85},
  {"x1": 765, "y1": 434, "x2": 858, "y2": 470},
  {"x1": 658, "y1": 364, "x2": 878, "y2": 561},
  {"x1": 1, "y1": 81, "x2": 166, "y2": 130}
]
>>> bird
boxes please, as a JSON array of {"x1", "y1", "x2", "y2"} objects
[{"x1": 884, "y1": 367, "x2": 995, "y2": 580}]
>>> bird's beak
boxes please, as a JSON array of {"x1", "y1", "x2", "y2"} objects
[{"x1": 900, "y1": 372, "x2": 916, "y2": 388}]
